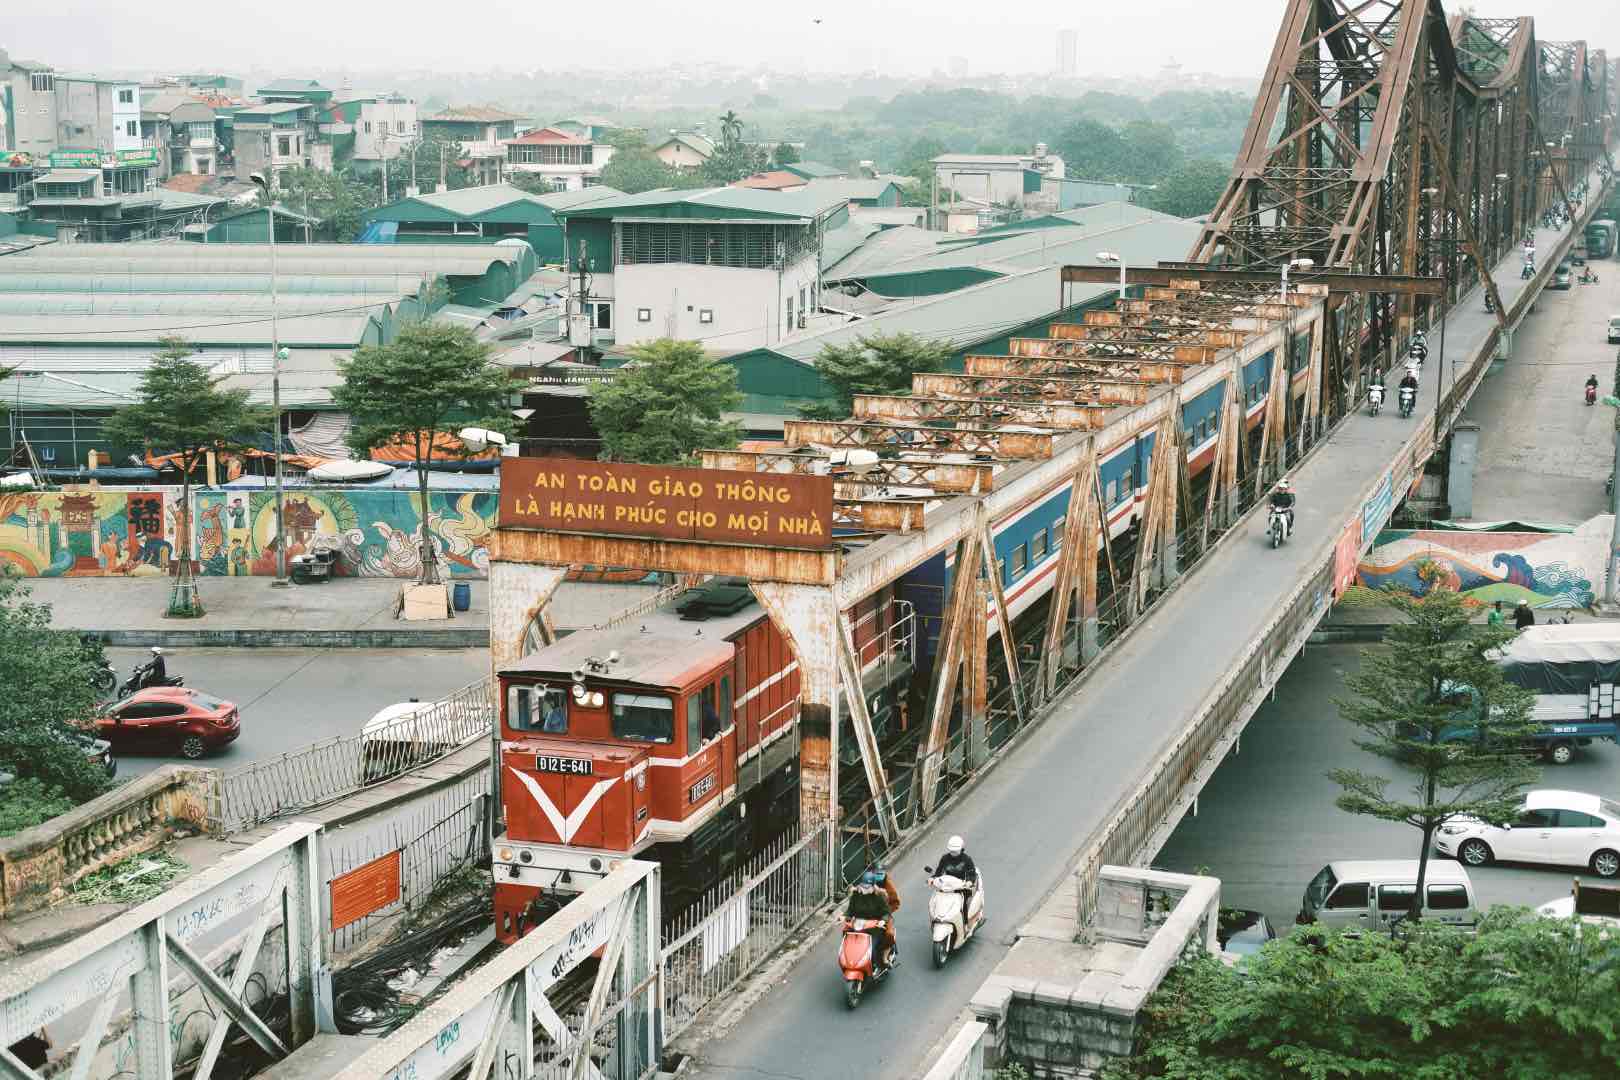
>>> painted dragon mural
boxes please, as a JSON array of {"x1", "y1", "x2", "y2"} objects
[{"x1": 1356, "y1": 523, "x2": 1605, "y2": 608}]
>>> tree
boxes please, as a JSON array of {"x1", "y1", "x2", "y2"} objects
[
  {"x1": 701, "y1": 141, "x2": 768, "y2": 186},
  {"x1": 252, "y1": 167, "x2": 370, "y2": 241},
  {"x1": 102, "y1": 337, "x2": 271, "y2": 615},
  {"x1": 1139, "y1": 158, "x2": 1232, "y2": 219},
  {"x1": 332, "y1": 323, "x2": 517, "y2": 583},
  {"x1": 718, "y1": 110, "x2": 744, "y2": 148},
  {"x1": 771, "y1": 142, "x2": 801, "y2": 167},
  {"x1": 506, "y1": 172, "x2": 556, "y2": 196},
  {"x1": 1117, "y1": 120, "x2": 1185, "y2": 184},
  {"x1": 1331, "y1": 587, "x2": 1540, "y2": 921},
  {"x1": 599, "y1": 148, "x2": 680, "y2": 194},
  {"x1": 1103, "y1": 909, "x2": 1620, "y2": 1080},
  {"x1": 586, "y1": 340, "x2": 741, "y2": 464},
  {"x1": 0, "y1": 573, "x2": 114, "y2": 817},
  {"x1": 1052, "y1": 117, "x2": 1133, "y2": 182},
  {"x1": 800, "y1": 332, "x2": 954, "y2": 420}
]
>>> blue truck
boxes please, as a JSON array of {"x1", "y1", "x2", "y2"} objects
[{"x1": 1439, "y1": 624, "x2": 1620, "y2": 764}]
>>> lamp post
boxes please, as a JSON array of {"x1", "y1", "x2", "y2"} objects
[
  {"x1": 249, "y1": 172, "x2": 289, "y2": 588},
  {"x1": 1280, "y1": 256, "x2": 1314, "y2": 306},
  {"x1": 1095, "y1": 251, "x2": 1125, "y2": 304}
]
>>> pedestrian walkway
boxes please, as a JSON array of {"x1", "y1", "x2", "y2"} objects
[{"x1": 29, "y1": 576, "x2": 659, "y2": 647}]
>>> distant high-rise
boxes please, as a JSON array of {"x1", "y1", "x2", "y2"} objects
[{"x1": 1057, "y1": 29, "x2": 1079, "y2": 77}]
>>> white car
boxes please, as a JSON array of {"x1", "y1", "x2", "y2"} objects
[{"x1": 1433, "y1": 789, "x2": 1620, "y2": 878}]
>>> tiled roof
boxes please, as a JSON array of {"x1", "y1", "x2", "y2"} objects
[
  {"x1": 733, "y1": 171, "x2": 806, "y2": 190},
  {"x1": 506, "y1": 127, "x2": 588, "y2": 146},
  {"x1": 426, "y1": 106, "x2": 529, "y2": 123}
]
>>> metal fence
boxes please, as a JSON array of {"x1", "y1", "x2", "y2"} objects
[
  {"x1": 660, "y1": 823, "x2": 834, "y2": 1039},
  {"x1": 323, "y1": 782, "x2": 491, "y2": 955},
  {"x1": 210, "y1": 676, "x2": 495, "y2": 834}
]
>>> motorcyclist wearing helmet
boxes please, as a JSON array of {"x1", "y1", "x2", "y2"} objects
[
  {"x1": 145, "y1": 647, "x2": 167, "y2": 688},
  {"x1": 1268, "y1": 478, "x2": 1296, "y2": 538},
  {"x1": 847, "y1": 865, "x2": 900, "y2": 967},
  {"x1": 1399, "y1": 366, "x2": 1420, "y2": 396},
  {"x1": 935, "y1": 835, "x2": 979, "y2": 921}
]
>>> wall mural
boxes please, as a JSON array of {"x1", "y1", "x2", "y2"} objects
[
  {"x1": 0, "y1": 489, "x2": 180, "y2": 577},
  {"x1": 1356, "y1": 522, "x2": 1606, "y2": 609},
  {"x1": 192, "y1": 489, "x2": 497, "y2": 578}
]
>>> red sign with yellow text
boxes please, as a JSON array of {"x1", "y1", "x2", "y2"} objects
[{"x1": 501, "y1": 458, "x2": 834, "y2": 550}]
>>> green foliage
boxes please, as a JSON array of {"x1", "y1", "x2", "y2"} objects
[
  {"x1": 586, "y1": 340, "x2": 742, "y2": 464},
  {"x1": 333, "y1": 323, "x2": 517, "y2": 581},
  {"x1": 505, "y1": 172, "x2": 556, "y2": 196},
  {"x1": 0, "y1": 575, "x2": 111, "y2": 806},
  {"x1": 254, "y1": 167, "x2": 370, "y2": 241},
  {"x1": 600, "y1": 147, "x2": 684, "y2": 195},
  {"x1": 101, "y1": 337, "x2": 271, "y2": 566},
  {"x1": 1104, "y1": 910, "x2": 1620, "y2": 1080},
  {"x1": 70, "y1": 850, "x2": 188, "y2": 905},
  {"x1": 800, "y1": 332, "x2": 953, "y2": 420},
  {"x1": 771, "y1": 142, "x2": 801, "y2": 167},
  {"x1": 1140, "y1": 159, "x2": 1232, "y2": 219},
  {"x1": 0, "y1": 778, "x2": 77, "y2": 838},
  {"x1": 1331, "y1": 588, "x2": 1540, "y2": 918},
  {"x1": 371, "y1": 131, "x2": 476, "y2": 199}
]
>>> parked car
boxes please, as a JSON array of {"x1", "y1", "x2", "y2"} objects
[
  {"x1": 62, "y1": 727, "x2": 116, "y2": 777},
  {"x1": 1609, "y1": 314, "x2": 1620, "y2": 344},
  {"x1": 1217, "y1": 908, "x2": 1277, "y2": 959},
  {"x1": 1299, "y1": 859, "x2": 1479, "y2": 929},
  {"x1": 1434, "y1": 789, "x2": 1620, "y2": 878},
  {"x1": 88, "y1": 687, "x2": 240, "y2": 759}
]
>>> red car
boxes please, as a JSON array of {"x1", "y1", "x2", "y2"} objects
[{"x1": 91, "y1": 688, "x2": 240, "y2": 759}]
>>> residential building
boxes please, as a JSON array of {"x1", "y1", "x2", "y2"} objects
[
  {"x1": 233, "y1": 101, "x2": 323, "y2": 183},
  {"x1": 1, "y1": 52, "x2": 61, "y2": 158},
  {"x1": 141, "y1": 90, "x2": 220, "y2": 178},
  {"x1": 555, "y1": 187, "x2": 851, "y2": 350},
  {"x1": 19, "y1": 153, "x2": 211, "y2": 243},
  {"x1": 336, "y1": 93, "x2": 418, "y2": 173},
  {"x1": 422, "y1": 106, "x2": 529, "y2": 187},
  {"x1": 179, "y1": 74, "x2": 244, "y2": 98},
  {"x1": 651, "y1": 131, "x2": 714, "y2": 172},
  {"x1": 549, "y1": 118, "x2": 617, "y2": 142},
  {"x1": 1057, "y1": 29, "x2": 1079, "y2": 76},
  {"x1": 933, "y1": 145, "x2": 1067, "y2": 214},
  {"x1": 54, "y1": 75, "x2": 145, "y2": 156},
  {"x1": 360, "y1": 182, "x2": 620, "y2": 260},
  {"x1": 255, "y1": 79, "x2": 335, "y2": 108},
  {"x1": 503, "y1": 127, "x2": 613, "y2": 191}
]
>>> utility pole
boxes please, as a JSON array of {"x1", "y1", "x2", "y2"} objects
[
  {"x1": 439, "y1": 143, "x2": 447, "y2": 192},
  {"x1": 251, "y1": 170, "x2": 290, "y2": 588}
]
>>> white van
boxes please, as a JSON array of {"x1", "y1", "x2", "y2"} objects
[
  {"x1": 1609, "y1": 314, "x2": 1620, "y2": 344},
  {"x1": 1300, "y1": 860, "x2": 1479, "y2": 930}
]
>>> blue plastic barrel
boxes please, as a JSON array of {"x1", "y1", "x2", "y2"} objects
[{"x1": 452, "y1": 581, "x2": 471, "y2": 612}]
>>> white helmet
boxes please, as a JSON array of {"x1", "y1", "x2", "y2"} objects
[
  {"x1": 946, "y1": 835, "x2": 964, "y2": 855},
  {"x1": 150, "y1": 646, "x2": 164, "y2": 656},
  {"x1": 1277, "y1": 478, "x2": 1291, "y2": 491}
]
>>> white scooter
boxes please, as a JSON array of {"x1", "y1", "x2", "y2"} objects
[
  {"x1": 1398, "y1": 384, "x2": 1417, "y2": 419},
  {"x1": 1267, "y1": 505, "x2": 1291, "y2": 548},
  {"x1": 924, "y1": 870, "x2": 985, "y2": 969},
  {"x1": 1368, "y1": 382, "x2": 1384, "y2": 416}
]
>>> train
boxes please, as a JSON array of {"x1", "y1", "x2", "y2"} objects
[{"x1": 492, "y1": 338, "x2": 1309, "y2": 943}]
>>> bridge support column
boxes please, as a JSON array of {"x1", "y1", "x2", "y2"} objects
[
  {"x1": 1447, "y1": 421, "x2": 1481, "y2": 519},
  {"x1": 488, "y1": 561, "x2": 569, "y2": 670},
  {"x1": 1496, "y1": 325, "x2": 1514, "y2": 361},
  {"x1": 749, "y1": 582, "x2": 840, "y2": 831}
]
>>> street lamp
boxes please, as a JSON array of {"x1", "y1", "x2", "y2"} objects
[
  {"x1": 1280, "y1": 257, "x2": 1313, "y2": 305},
  {"x1": 249, "y1": 171, "x2": 289, "y2": 588},
  {"x1": 1095, "y1": 251, "x2": 1125, "y2": 303},
  {"x1": 1602, "y1": 394, "x2": 1620, "y2": 610}
]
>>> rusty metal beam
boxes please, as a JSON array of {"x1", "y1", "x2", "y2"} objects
[
  {"x1": 1007, "y1": 335, "x2": 1223, "y2": 364},
  {"x1": 784, "y1": 419, "x2": 1054, "y2": 459},
  {"x1": 836, "y1": 617, "x2": 900, "y2": 841},
  {"x1": 489, "y1": 528, "x2": 837, "y2": 586},
  {"x1": 919, "y1": 534, "x2": 981, "y2": 817},
  {"x1": 831, "y1": 497, "x2": 929, "y2": 534},
  {"x1": 1063, "y1": 264, "x2": 1446, "y2": 295},
  {"x1": 913, "y1": 371, "x2": 1164, "y2": 405},
  {"x1": 1038, "y1": 440, "x2": 1099, "y2": 703},
  {"x1": 701, "y1": 449, "x2": 996, "y2": 494},
  {"x1": 965, "y1": 354, "x2": 1192, "y2": 383},
  {"x1": 850, "y1": 393, "x2": 1112, "y2": 431}
]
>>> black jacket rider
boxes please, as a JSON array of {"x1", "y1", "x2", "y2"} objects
[
  {"x1": 937, "y1": 849, "x2": 978, "y2": 883},
  {"x1": 146, "y1": 652, "x2": 167, "y2": 687}
]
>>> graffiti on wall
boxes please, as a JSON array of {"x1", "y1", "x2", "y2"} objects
[
  {"x1": 1356, "y1": 522, "x2": 1607, "y2": 609},
  {"x1": 0, "y1": 489, "x2": 180, "y2": 576},
  {"x1": 192, "y1": 489, "x2": 497, "y2": 578}
]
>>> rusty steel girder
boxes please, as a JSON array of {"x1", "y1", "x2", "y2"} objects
[
  {"x1": 783, "y1": 419, "x2": 1055, "y2": 459},
  {"x1": 1052, "y1": 320, "x2": 1247, "y2": 347},
  {"x1": 912, "y1": 371, "x2": 1167, "y2": 405},
  {"x1": 1006, "y1": 335, "x2": 1222, "y2": 365},
  {"x1": 699, "y1": 448, "x2": 997, "y2": 494},
  {"x1": 850, "y1": 393, "x2": 1113, "y2": 432},
  {"x1": 965, "y1": 354, "x2": 1193, "y2": 383},
  {"x1": 831, "y1": 496, "x2": 930, "y2": 534}
]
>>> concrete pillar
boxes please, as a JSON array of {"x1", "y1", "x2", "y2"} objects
[
  {"x1": 487, "y1": 561, "x2": 569, "y2": 671},
  {"x1": 1496, "y1": 325, "x2": 1513, "y2": 361},
  {"x1": 1447, "y1": 421, "x2": 1480, "y2": 519},
  {"x1": 749, "y1": 581, "x2": 839, "y2": 830}
]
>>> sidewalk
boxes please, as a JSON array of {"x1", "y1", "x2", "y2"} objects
[{"x1": 29, "y1": 576, "x2": 659, "y2": 648}]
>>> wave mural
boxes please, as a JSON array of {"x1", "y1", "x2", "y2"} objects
[{"x1": 1356, "y1": 521, "x2": 1608, "y2": 608}]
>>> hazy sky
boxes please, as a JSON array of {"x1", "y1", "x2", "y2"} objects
[{"x1": 5, "y1": 1, "x2": 1619, "y2": 81}]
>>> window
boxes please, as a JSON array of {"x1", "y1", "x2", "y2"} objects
[
  {"x1": 637, "y1": 307, "x2": 652, "y2": 323},
  {"x1": 718, "y1": 675, "x2": 732, "y2": 731},
  {"x1": 1324, "y1": 882, "x2": 1369, "y2": 910},
  {"x1": 1555, "y1": 810, "x2": 1605, "y2": 828},
  {"x1": 1030, "y1": 529, "x2": 1048, "y2": 562},
  {"x1": 698, "y1": 308, "x2": 714, "y2": 324},
  {"x1": 364, "y1": 121, "x2": 372, "y2": 133},
  {"x1": 1427, "y1": 884, "x2": 1470, "y2": 910},
  {"x1": 1118, "y1": 469, "x2": 1133, "y2": 503},
  {"x1": 396, "y1": 120, "x2": 406, "y2": 133},
  {"x1": 1305, "y1": 865, "x2": 1337, "y2": 910},
  {"x1": 277, "y1": 136, "x2": 292, "y2": 157},
  {"x1": 1516, "y1": 808, "x2": 1556, "y2": 829},
  {"x1": 1377, "y1": 884, "x2": 1414, "y2": 913},
  {"x1": 508, "y1": 685, "x2": 568, "y2": 733},
  {"x1": 685, "y1": 684, "x2": 723, "y2": 749},
  {"x1": 1051, "y1": 517, "x2": 1065, "y2": 550},
  {"x1": 593, "y1": 302, "x2": 611, "y2": 330},
  {"x1": 1010, "y1": 543, "x2": 1028, "y2": 579},
  {"x1": 611, "y1": 693, "x2": 672, "y2": 743},
  {"x1": 125, "y1": 120, "x2": 138, "y2": 137},
  {"x1": 31, "y1": 73, "x2": 54, "y2": 93},
  {"x1": 786, "y1": 297, "x2": 794, "y2": 328},
  {"x1": 117, "y1": 88, "x2": 134, "y2": 104}
]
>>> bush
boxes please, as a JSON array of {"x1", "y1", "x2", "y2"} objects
[
  {"x1": 0, "y1": 778, "x2": 77, "y2": 838},
  {"x1": 0, "y1": 727, "x2": 112, "y2": 804}
]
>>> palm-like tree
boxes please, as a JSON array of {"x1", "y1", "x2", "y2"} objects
[{"x1": 718, "y1": 110, "x2": 744, "y2": 149}]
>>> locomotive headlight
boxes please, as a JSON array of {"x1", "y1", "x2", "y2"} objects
[{"x1": 498, "y1": 847, "x2": 513, "y2": 862}]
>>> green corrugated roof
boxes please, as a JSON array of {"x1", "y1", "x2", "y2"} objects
[
  {"x1": 803, "y1": 179, "x2": 898, "y2": 203},
  {"x1": 0, "y1": 312, "x2": 377, "y2": 347},
  {"x1": 782, "y1": 161, "x2": 845, "y2": 180},
  {"x1": 0, "y1": 292, "x2": 397, "y2": 317},
  {"x1": 384, "y1": 182, "x2": 622, "y2": 218},
  {"x1": 555, "y1": 186, "x2": 848, "y2": 222}
]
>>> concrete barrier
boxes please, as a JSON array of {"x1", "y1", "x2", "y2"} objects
[{"x1": 0, "y1": 764, "x2": 212, "y2": 920}]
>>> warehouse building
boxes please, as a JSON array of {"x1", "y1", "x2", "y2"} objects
[{"x1": 358, "y1": 183, "x2": 621, "y2": 261}]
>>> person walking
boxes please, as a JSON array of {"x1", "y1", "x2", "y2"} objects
[
  {"x1": 1513, "y1": 601, "x2": 1536, "y2": 631},
  {"x1": 1486, "y1": 601, "x2": 1506, "y2": 630}
]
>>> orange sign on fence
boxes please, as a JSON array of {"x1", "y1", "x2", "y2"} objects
[{"x1": 330, "y1": 850, "x2": 402, "y2": 930}]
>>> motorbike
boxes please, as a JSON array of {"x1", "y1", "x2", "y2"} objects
[
  {"x1": 119, "y1": 661, "x2": 184, "y2": 697},
  {"x1": 1368, "y1": 383, "x2": 1384, "y2": 417},
  {"x1": 1607, "y1": 472, "x2": 1613, "y2": 498},
  {"x1": 1521, "y1": 261, "x2": 1535, "y2": 280},
  {"x1": 837, "y1": 915, "x2": 895, "y2": 1009},
  {"x1": 79, "y1": 635, "x2": 117, "y2": 696},
  {"x1": 1267, "y1": 506, "x2": 1290, "y2": 549},
  {"x1": 1484, "y1": 293, "x2": 1496, "y2": 314},
  {"x1": 1398, "y1": 385, "x2": 1417, "y2": 419},
  {"x1": 1587, "y1": 383, "x2": 1599, "y2": 406},
  {"x1": 925, "y1": 870, "x2": 986, "y2": 969},
  {"x1": 1582, "y1": 270, "x2": 1601, "y2": 285}
]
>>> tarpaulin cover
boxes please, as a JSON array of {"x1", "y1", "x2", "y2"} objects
[{"x1": 1496, "y1": 625, "x2": 1620, "y2": 694}]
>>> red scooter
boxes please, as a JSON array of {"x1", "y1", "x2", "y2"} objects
[
  {"x1": 1587, "y1": 381, "x2": 1599, "y2": 406},
  {"x1": 837, "y1": 916, "x2": 895, "y2": 1009}
]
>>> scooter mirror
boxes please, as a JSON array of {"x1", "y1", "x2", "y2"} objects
[{"x1": 924, "y1": 866, "x2": 934, "y2": 875}]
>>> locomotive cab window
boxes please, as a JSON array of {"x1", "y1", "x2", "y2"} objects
[
  {"x1": 612, "y1": 693, "x2": 673, "y2": 743},
  {"x1": 508, "y1": 685, "x2": 569, "y2": 734},
  {"x1": 686, "y1": 683, "x2": 723, "y2": 750}
]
